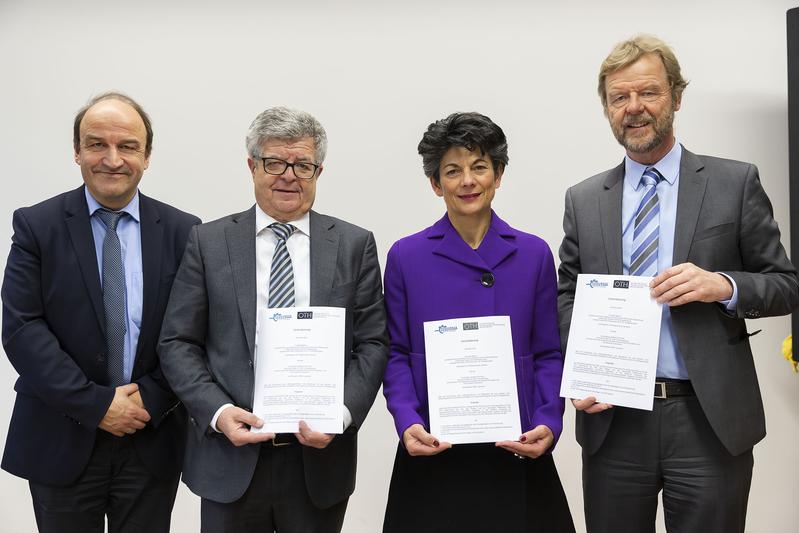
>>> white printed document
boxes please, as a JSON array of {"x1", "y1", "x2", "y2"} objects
[
  {"x1": 560, "y1": 274, "x2": 662, "y2": 411},
  {"x1": 252, "y1": 306, "x2": 345, "y2": 434},
  {"x1": 424, "y1": 315, "x2": 521, "y2": 444}
]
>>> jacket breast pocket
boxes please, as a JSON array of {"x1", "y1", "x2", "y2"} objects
[{"x1": 693, "y1": 222, "x2": 734, "y2": 243}]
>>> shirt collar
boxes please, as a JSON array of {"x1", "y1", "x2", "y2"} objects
[
  {"x1": 255, "y1": 205, "x2": 310, "y2": 237},
  {"x1": 624, "y1": 140, "x2": 682, "y2": 190},
  {"x1": 85, "y1": 187, "x2": 140, "y2": 222}
]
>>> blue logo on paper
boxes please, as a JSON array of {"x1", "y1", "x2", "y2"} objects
[
  {"x1": 586, "y1": 279, "x2": 609, "y2": 288},
  {"x1": 436, "y1": 324, "x2": 458, "y2": 334},
  {"x1": 269, "y1": 312, "x2": 292, "y2": 322}
]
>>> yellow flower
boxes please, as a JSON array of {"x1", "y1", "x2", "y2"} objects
[{"x1": 782, "y1": 335, "x2": 796, "y2": 373}]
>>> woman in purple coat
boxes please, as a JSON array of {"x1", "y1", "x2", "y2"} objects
[{"x1": 381, "y1": 112, "x2": 575, "y2": 532}]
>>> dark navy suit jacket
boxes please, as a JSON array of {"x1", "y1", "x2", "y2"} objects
[{"x1": 1, "y1": 185, "x2": 199, "y2": 485}]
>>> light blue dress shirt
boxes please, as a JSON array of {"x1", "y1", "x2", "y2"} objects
[
  {"x1": 621, "y1": 142, "x2": 737, "y2": 379},
  {"x1": 85, "y1": 188, "x2": 143, "y2": 384}
]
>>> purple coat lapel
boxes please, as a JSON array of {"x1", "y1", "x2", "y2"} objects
[{"x1": 430, "y1": 213, "x2": 517, "y2": 271}]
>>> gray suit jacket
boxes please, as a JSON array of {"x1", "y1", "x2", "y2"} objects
[
  {"x1": 158, "y1": 208, "x2": 388, "y2": 507},
  {"x1": 557, "y1": 148, "x2": 799, "y2": 456}
]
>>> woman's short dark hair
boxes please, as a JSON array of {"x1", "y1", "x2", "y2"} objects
[{"x1": 418, "y1": 112, "x2": 508, "y2": 183}]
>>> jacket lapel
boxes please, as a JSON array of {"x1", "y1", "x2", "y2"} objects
[
  {"x1": 226, "y1": 207, "x2": 258, "y2": 356},
  {"x1": 136, "y1": 193, "x2": 162, "y2": 363},
  {"x1": 475, "y1": 212, "x2": 517, "y2": 269},
  {"x1": 64, "y1": 186, "x2": 105, "y2": 332},
  {"x1": 309, "y1": 211, "x2": 339, "y2": 306},
  {"x1": 673, "y1": 149, "x2": 708, "y2": 265},
  {"x1": 430, "y1": 215, "x2": 489, "y2": 271},
  {"x1": 599, "y1": 162, "x2": 625, "y2": 275},
  {"x1": 428, "y1": 213, "x2": 518, "y2": 271}
]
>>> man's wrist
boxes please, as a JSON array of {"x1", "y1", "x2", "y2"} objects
[
  {"x1": 211, "y1": 403, "x2": 234, "y2": 432},
  {"x1": 717, "y1": 272, "x2": 738, "y2": 312}
]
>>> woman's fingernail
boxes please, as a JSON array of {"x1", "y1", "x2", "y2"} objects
[
  {"x1": 519, "y1": 435, "x2": 527, "y2": 442},
  {"x1": 433, "y1": 440, "x2": 440, "y2": 447}
]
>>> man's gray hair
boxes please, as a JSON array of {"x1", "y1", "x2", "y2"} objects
[{"x1": 245, "y1": 107, "x2": 328, "y2": 164}]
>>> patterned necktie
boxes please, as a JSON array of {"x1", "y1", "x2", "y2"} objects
[
  {"x1": 630, "y1": 167, "x2": 663, "y2": 277},
  {"x1": 96, "y1": 208, "x2": 127, "y2": 386},
  {"x1": 268, "y1": 222, "x2": 296, "y2": 308}
]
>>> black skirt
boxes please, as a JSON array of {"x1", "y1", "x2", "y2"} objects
[{"x1": 382, "y1": 443, "x2": 575, "y2": 533}]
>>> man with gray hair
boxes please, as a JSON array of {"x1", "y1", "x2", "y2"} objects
[
  {"x1": 558, "y1": 35, "x2": 798, "y2": 532},
  {"x1": 159, "y1": 107, "x2": 389, "y2": 532}
]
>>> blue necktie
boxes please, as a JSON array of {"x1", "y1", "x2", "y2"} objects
[
  {"x1": 630, "y1": 167, "x2": 663, "y2": 277},
  {"x1": 268, "y1": 223, "x2": 296, "y2": 308},
  {"x1": 96, "y1": 209, "x2": 127, "y2": 386}
]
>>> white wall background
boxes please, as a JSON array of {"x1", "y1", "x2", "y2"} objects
[{"x1": 0, "y1": 1, "x2": 797, "y2": 532}]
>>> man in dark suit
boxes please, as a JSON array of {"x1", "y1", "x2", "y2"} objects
[
  {"x1": 557, "y1": 35, "x2": 799, "y2": 533},
  {"x1": 1, "y1": 92, "x2": 200, "y2": 532},
  {"x1": 158, "y1": 106, "x2": 389, "y2": 533}
]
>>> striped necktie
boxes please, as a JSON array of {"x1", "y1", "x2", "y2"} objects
[
  {"x1": 630, "y1": 167, "x2": 663, "y2": 277},
  {"x1": 96, "y1": 208, "x2": 127, "y2": 386},
  {"x1": 268, "y1": 222, "x2": 296, "y2": 308}
]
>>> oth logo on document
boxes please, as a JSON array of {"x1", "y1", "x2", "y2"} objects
[
  {"x1": 586, "y1": 278, "x2": 609, "y2": 289},
  {"x1": 462, "y1": 322, "x2": 479, "y2": 331},
  {"x1": 269, "y1": 312, "x2": 293, "y2": 322},
  {"x1": 297, "y1": 311, "x2": 314, "y2": 320},
  {"x1": 436, "y1": 324, "x2": 458, "y2": 334},
  {"x1": 613, "y1": 280, "x2": 630, "y2": 289}
]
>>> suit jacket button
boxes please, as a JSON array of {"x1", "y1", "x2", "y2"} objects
[
  {"x1": 190, "y1": 417, "x2": 197, "y2": 426},
  {"x1": 97, "y1": 353, "x2": 106, "y2": 362},
  {"x1": 248, "y1": 360, "x2": 254, "y2": 368}
]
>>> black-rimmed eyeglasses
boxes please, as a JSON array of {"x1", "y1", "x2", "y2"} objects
[{"x1": 259, "y1": 157, "x2": 319, "y2": 180}]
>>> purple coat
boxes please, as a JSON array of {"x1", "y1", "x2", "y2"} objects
[{"x1": 382, "y1": 212, "x2": 565, "y2": 447}]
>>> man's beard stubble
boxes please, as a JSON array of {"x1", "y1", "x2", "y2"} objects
[{"x1": 613, "y1": 105, "x2": 675, "y2": 156}]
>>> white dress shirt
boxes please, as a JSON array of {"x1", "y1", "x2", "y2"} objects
[
  {"x1": 211, "y1": 206, "x2": 352, "y2": 432},
  {"x1": 255, "y1": 207, "x2": 311, "y2": 314}
]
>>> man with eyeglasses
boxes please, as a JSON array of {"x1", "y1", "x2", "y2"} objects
[
  {"x1": 1, "y1": 92, "x2": 200, "y2": 532},
  {"x1": 159, "y1": 106, "x2": 388, "y2": 532}
]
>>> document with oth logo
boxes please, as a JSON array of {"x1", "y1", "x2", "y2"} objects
[
  {"x1": 424, "y1": 315, "x2": 521, "y2": 444},
  {"x1": 560, "y1": 274, "x2": 662, "y2": 411},
  {"x1": 251, "y1": 307, "x2": 345, "y2": 434}
]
